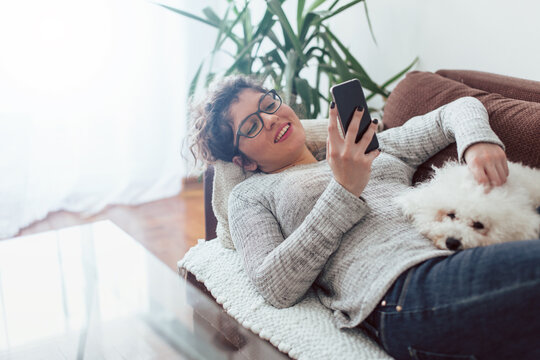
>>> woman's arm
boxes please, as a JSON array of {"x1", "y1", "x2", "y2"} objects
[
  {"x1": 229, "y1": 177, "x2": 369, "y2": 308},
  {"x1": 379, "y1": 97, "x2": 505, "y2": 169}
]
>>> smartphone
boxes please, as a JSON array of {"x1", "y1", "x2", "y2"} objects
[{"x1": 330, "y1": 79, "x2": 379, "y2": 153}]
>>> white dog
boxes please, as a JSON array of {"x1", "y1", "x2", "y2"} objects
[{"x1": 395, "y1": 161, "x2": 540, "y2": 251}]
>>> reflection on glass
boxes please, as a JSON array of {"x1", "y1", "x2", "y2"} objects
[{"x1": 0, "y1": 221, "x2": 222, "y2": 359}]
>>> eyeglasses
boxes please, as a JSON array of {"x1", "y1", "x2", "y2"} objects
[{"x1": 234, "y1": 89, "x2": 282, "y2": 152}]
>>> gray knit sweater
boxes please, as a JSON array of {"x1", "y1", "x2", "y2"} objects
[{"x1": 228, "y1": 97, "x2": 504, "y2": 329}]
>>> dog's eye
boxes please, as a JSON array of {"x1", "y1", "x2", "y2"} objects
[
  {"x1": 447, "y1": 213, "x2": 456, "y2": 219},
  {"x1": 472, "y1": 221, "x2": 484, "y2": 230}
]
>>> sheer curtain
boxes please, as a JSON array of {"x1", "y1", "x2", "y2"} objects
[{"x1": 0, "y1": 0, "x2": 189, "y2": 238}]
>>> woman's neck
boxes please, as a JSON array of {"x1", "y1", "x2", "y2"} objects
[{"x1": 266, "y1": 147, "x2": 318, "y2": 174}]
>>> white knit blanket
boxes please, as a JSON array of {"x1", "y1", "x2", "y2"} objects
[{"x1": 178, "y1": 240, "x2": 393, "y2": 360}]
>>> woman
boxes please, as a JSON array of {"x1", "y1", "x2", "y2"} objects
[{"x1": 189, "y1": 76, "x2": 540, "y2": 360}]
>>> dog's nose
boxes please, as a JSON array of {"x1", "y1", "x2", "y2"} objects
[{"x1": 446, "y1": 237, "x2": 463, "y2": 251}]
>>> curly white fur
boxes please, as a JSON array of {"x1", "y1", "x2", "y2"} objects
[{"x1": 395, "y1": 161, "x2": 540, "y2": 250}]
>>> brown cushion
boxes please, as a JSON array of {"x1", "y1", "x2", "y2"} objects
[
  {"x1": 383, "y1": 71, "x2": 540, "y2": 183},
  {"x1": 436, "y1": 69, "x2": 540, "y2": 103}
]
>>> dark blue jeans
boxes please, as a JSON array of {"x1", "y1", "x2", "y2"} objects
[{"x1": 359, "y1": 240, "x2": 540, "y2": 360}]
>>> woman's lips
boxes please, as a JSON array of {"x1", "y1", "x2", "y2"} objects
[{"x1": 274, "y1": 123, "x2": 292, "y2": 143}]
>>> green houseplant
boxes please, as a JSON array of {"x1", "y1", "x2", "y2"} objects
[{"x1": 158, "y1": 0, "x2": 416, "y2": 118}]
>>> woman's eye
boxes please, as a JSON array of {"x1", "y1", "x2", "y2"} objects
[
  {"x1": 264, "y1": 101, "x2": 276, "y2": 112},
  {"x1": 472, "y1": 221, "x2": 484, "y2": 230},
  {"x1": 247, "y1": 123, "x2": 258, "y2": 135},
  {"x1": 447, "y1": 213, "x2": 456, "y2": 219}
]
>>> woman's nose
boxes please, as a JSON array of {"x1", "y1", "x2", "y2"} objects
[{"x1": 260, "y1": 112, "x2": 278, "y2": 129}]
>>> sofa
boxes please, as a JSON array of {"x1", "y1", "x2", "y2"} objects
[{"x1": 179, "y1": 70, "x2": 540, "y2": 359}]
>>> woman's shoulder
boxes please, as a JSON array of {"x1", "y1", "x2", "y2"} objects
[{"x1": 230, "y1": 172, "x2": 273, "y2": 200}]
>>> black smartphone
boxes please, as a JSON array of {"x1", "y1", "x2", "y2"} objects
[{"x1": 330, "y1": 78, "x2": 379, "y2": 153}]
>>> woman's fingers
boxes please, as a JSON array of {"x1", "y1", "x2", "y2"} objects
[
  {"x1": 468, "y1": 162, "x2": 490, "y2": 188},
  {"x1": 365, "y1": 145, "x2": 381, "y2": 162},
  {"x1": 327, "y1": 102, "x2": 342, "y2": 145},
  {"x1": 484, "y1": 163, "x2": 503, "y2": 187},
  {"x1": 496, "y1": 162, "x2": 509, "y2": 184},
  {"x1": 356, "y1": 120, "x2": 378, "y2": 154},
  {"x1": 345, "y1": 106, "x2": 363, "y2": 145}
]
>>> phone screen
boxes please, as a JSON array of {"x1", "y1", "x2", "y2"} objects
[{"x1": 330, "y1": 79, "x2": 379, "y2": 153}]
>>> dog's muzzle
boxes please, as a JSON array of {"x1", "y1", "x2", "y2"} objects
[{"x1": 446, "y1": 237, "x2": 463, "y2": 251}]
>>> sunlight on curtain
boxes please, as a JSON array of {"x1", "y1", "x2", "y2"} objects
[{"x1": 0, "y1": 0, "x2": 188, "y2": 238}]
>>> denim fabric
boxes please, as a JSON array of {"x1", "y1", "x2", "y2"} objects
[{"x1": 359, "y1": 239, "x2": 540, "y2": 360}]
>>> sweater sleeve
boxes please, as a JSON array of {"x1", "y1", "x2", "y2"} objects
[
  {"x1": 378, "y1": 97, "x2": 505, "y2": 168},
  {"x1": 229, "y1": 177, "x2": 369, "y2": 308}
]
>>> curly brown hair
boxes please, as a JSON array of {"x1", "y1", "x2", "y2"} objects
[{"x1": 188, "y1": 75, "x2": 266, "y2": 167}]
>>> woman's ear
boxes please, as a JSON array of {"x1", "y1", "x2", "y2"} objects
[{"x1": 232, "y1": 155, "x2": 258, "y2": 171}]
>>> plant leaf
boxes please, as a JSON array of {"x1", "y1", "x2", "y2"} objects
[
  {"x1": 328, "y1": 0, "x2": 339, "y2": 11},
  {"x1": 267, "y1": 0, "x2": 306, "y2": 63},
  {"x1": 202, "y1": 7, "x2": 221, "y2": 27},
  {"x1": 324, "y1": 27, "x2": 383, "y2": 94},
  {"x1": 307, "y1": 0, "x2": 328, "y2": 13},
  {"x1": 295, "y1": 77, "x2": 313, "y2": 117},
  {"x1": 363, "y1": 1, "x2": 377, "y2": 45},
  {"x1": 283, "y1": 50, "x2": 298, "y2": 104},
  {"x1": 215, "y1": 3, "x2": 247, "y2": 49},
  {"x1": 224, "y1": 35, "x2": 264, "y2": 76},
  {"x1": 266, "y1": 29, "x2": 286, "y2": 52},
  {"x1": 381, "y1": 57, "x2": 418, "y2": 89},
  {"x1": 320, "y1": 32, "x2": 351, "y2": 80},
  {"x1": 297, "y1": 0, "x2": 306, "y2": 33},
  {"x1": 320, "y1": 0, "x2": 364, "y2": 23},
  {"x1": 155, "y1": 4, "x2": 218, "y2": 28},
  {"x1": 188, "y1": 61, "x2": 204, "y2": 99},
  {"x1": 299, "y1": 12, "x2": 319, "y2": 42}
]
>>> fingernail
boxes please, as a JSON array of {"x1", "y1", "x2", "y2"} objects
[
  {"x1": 356, "y1": 106, "x2": 363, "y2": 112},
  {"x1": 372, "y1": 119, "x2": 378, "y2": 124},
  {"x1": 330, "y1": 101, "x2": 335, "y2": 109}
]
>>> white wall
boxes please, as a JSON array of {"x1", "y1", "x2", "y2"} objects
[{"x1": 330, "y1": 0, "x2": 540, "y2": 92}]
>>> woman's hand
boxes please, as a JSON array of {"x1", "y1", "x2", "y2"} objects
[
  {"x1": 326, "y1": 103, "x2": 380, "y2": 197},
  {"x1": 464, "y1": 142, "x2": 509, "y2": 190}
]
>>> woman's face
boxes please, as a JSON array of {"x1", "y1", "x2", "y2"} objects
[{"x1": 230, "y1": 88, "x2": 309, "y2": 173}]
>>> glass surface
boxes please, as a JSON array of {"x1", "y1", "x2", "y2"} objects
[{"x1": 0, "y1": 221, "x2": 285, "y2": 360}]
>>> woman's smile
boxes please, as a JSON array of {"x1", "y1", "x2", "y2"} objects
[{"x1": 274, "y1": 122, "x2": 292, "y2": 143}]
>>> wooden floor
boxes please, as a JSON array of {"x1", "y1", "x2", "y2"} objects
[{"x1": 14, "y1": 182, "x2": 205, "y2": 271}]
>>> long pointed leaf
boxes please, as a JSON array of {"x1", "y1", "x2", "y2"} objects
[
  {"x1": 224, "y1": 35, "x2": 264, "y2": 76},
  {"x1": 320, "y1": 33, "x2": 351, "y2": 79},
  {"x1": 215, "y1": 3, "x2": 248, "y2": 49},
  {"x1": 324, "y1": 27, "x2": 383, "y2": 93},
  {"x1": 188, "y1": 61, "x2": 204, "y2": 98},
  {"x1": 267, "y1": 48, "x2": 285, "y2": 69},
  {"x1": 297, "y1": 0, "x2": 306, "y2": 34},
  {"x1": 266, "y1": 29, "x2": 286, "y2": 52},
  {"x1": 283, "y1": 50, "x2": 298, "y2": 104},
  {"x1": 155, "y1": 4, "x2": 218, "y2": 28},
  {"x1": 320, "y1": 0, "x2": 363, "y2": 22},
  {"x1": 267, "y1": 0, "x2": 306, "y2": 63},
  {"x1": 363, "y1": 1, "x2": 377, "y2": 45},
  {"x1": 253, "y1": 9, "x2": 276, "y2": 39},
  {"x1": 202, "y1": 7, "x2": 221, "y2": 27},
  {"x1": 308, "y1": 0, "x2": 328, "y2": 13},
  {"x1": 295, "y1": 77, "x2": 313, "y2": 117},
  {"x1": 381, "y1": 57, "x2": 418, "y2": 88},
  {"x1": 299, "y1": 12, "x2": 319, "y2": 42}
]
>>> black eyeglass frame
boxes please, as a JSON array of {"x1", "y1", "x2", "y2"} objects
[{"x1": 233, "y1": 89, "x2": 282, "y2": 154}]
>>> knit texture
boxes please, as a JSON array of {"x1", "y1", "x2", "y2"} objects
[
  {"x1": 228, "y1": 97, "x2": 504, "y2": 328},
  {"x1": 212, "y1": 119, "x2": 329, "y2": 249},
  {"x1": 178, "y1": 240, "x2": 392, "y2": 360}
]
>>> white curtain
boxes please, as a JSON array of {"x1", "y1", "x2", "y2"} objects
[{"x1": 0, "y1": 0, "x2": 188, "y2": 238}]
